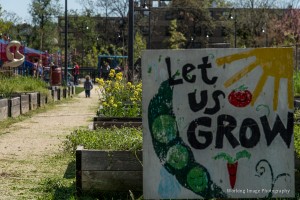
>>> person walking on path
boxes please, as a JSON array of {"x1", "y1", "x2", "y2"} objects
[
  {"x1": 84, "y1": 75, "x2": 93, "y2": 98},
  {"x1": 73, "y1": 62, "x2": 80, "y2": 85}
]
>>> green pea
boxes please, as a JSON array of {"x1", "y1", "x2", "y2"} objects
[
  {"x1": 152, "y1": 115, "x2": 177, "y2": 144},
  {"x1": 187, "y1": 166, "x2": 208, "y2": 193},
  {"x1": 166, "y1": 145, "x2": 189, "y2": 169}
]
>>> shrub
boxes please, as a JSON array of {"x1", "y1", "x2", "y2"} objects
[
  {"x1": 294, "y1": 70, "x2": 300, "y2": 96},
  {"x1": 64, "y1": 127, "x2": 142, "y2": 153},
  {"x1": 0, "y1": 75, "x2": 49, "y2": 98},
  {"x1": 95, "y1": 70, "x2": 142, "y2": 117},
  {"x1": 295, "y1": 125, "x2": 300, "y2": 157},
  {"x1": 295, "y1": 110, "x2": 300, "y2": 157}
]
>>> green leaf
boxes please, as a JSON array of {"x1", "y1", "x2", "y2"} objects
[
  {"x1": 235, "y1": 150, "x2": 251, "y2": 161},
  {"x1": 213, "y1": 152, "x2": 234, "y2": 163}
]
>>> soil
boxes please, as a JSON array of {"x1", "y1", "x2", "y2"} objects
[{"x1": 0, "y1": 85, "x2": 100, "y2": 199}]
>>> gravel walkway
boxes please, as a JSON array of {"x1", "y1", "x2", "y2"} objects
[{"x1": 0, "y1": 85, "x2": 100, "y2": 199}]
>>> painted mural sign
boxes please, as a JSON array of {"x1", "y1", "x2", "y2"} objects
[{"x1": 142, "y1": 48, "x2": 294, "y2": 199}]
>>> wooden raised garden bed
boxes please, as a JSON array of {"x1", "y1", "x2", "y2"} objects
[
  {"x1": 76, "y1": 146, "x2": 143, "y2": 195},
  {"x1": 93, "y1": 117, "x2": 142, "y2": 129},
  {"x1": 0, "y1": 99, "x2": 8, "y2": 121},
  {"x1": 8, "y1": 97, "x2": 20, "y2": 117}
]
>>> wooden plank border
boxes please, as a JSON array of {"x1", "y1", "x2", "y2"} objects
[
  {"x1": 76, "y1": 146, "x2": 143, "y2": 194},
  {"x1": 76, "y1": 145, "x2": 83, "y2": 196}
]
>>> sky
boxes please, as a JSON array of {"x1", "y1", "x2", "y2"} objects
[{"x1": 0, "y1": 0, "x2": 83, "y2": 22}]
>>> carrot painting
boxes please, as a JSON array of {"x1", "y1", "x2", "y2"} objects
[{"x1": 213, "y1": 150, "x2": 251, "y2": 189}]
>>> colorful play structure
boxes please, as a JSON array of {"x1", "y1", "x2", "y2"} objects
[
  {"x1": 0, "y1": 39, "x2": 131, "y2": 85},
  {"x1": 0, "y1": 39, "x2": 65, "y2": 86},
  {"x1": 0, "y1": 39, "x2": 61, "y2": 74}
]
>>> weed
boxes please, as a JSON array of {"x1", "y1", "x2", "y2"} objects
[
  {"x1": 64, "y1": 126, "x2": 142, "y2": 153},
  {"x1": 0, "y1": 75, "x2": 49, "y2": 98}
]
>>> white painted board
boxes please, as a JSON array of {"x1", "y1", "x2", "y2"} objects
[{"x1": 142, "y1": 48, "x2": 294, "y2": 199}]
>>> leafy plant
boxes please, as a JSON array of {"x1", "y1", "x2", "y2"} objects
[
  {"x1": 64, "y1": 127, "x2": 142, "y2": 153},
  {"x1": 95, "y1": 70, "x2": 142, "y2": 117},
  {"x1": 166, "y1": 19, "x2": 187, "y2": 49},
  {"x1": 294, "y1": 123, "x2": 300, "y2": 158},
  {"x1": 0, "y1": 75, "x2": 49, "y2": 98},
  {"x1": 294, "y1": 70, "x2": 300, "y2": 96}
]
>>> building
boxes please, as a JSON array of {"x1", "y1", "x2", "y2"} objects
[{"x1": 58, "y1": 2, "x2": 292, "y2": 54}]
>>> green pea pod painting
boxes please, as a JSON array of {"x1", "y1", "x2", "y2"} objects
[{"x1": 148, "y1": 79, "x2": 227, "y2": 198}]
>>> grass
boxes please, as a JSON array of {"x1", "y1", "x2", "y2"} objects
[
  {"x1": 0, "y1": 75, "x2": 49, "y2": 98},
  {"x1": 0, "y1": 88, "x2": 94, "y2": 199},
  {"x1": 38, "y1": 126, "x2": 143, "y2": 199},
  {"x1": 0, "y1": 79, "x2": 91, "y2": 198},
  {"x1": 64, "y1": 126, "x2": 142, "y2": 153},
  {"x1": 30, "y1": 151, "x2": 142, "y2": 200},
  {"x1": 75, "y1": 86, "x2": 85, "y2": 95}
]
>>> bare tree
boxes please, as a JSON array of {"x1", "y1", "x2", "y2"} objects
[
  {"x1": 227, "y1": 0, "x2": 279, "y2": 47},
  {"x1": 110, "y1": 0, "x2": 128, "y2": 18},
  {"x1": 78, "y1": 0, "x2": 123, "y2": 47},
  {"x1": 229, "y1": 0, "x2": 300, "y2": 8},
  {"x1": 273, "y1": 0, "x2": 300, "y2": 8},
  {"x1": 76, "y1": 0, "x2": 96, "y2": 15},
  {"x1": 272, "y1": 8, "x2": 300, "y2": 45},
  {"x1": 229, "y1": 0, "x2": 276, "y2": 8}
]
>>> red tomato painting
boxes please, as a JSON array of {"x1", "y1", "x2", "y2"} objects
[{"x1": 228, "y1": 86, "x2": 252, "y2": 107}]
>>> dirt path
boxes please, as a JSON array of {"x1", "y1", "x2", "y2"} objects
[{"x1": 0, "y1": 85, "x2": 100, "y2": 199}]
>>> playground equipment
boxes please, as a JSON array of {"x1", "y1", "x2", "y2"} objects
[
  {"x1": 0, "y1": 40, "x2": 25, "y2": 75},
  {"x1": 97, "y1": 55, "x2": 128, "y2": 78},
  {"x1": 0, "y1": 39, "x2": 51, "y2": 76},
  {"x1": 3, "y1": 41, "x2": 25, "y2": 67}
]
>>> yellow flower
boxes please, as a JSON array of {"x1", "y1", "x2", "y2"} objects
[
  {"x1": 116, "y1": 73, "x2": 123, "y2": 81},
  {"x1": 116, "y1": 76, "x2": 122, "y2": 81},
  {"x1": 97, "y1": 77, "x2": 142, "y2": 117},
  {"x1": 126, "y1": 82, "x2": 132, "y2": 87},
  {"x1": 130, "y1": 84, "x2": 136, "y2": 89},
  {"x1": 115, "y1": 82, "x2": 120, "y2": 89},
  {"x1": 110, "y1": 69, "x2": 116, "y2": 74},
  {"x1": 130, "y1": 97, "x2": 136, "y2": 101},
  {"x1": 97, "y1": 78, "x2": 105, "y2": 86},
  {"x1": 136, "y1": 88, "x2": 142, "y2": 93},
  {"x1": 109, "y1": 98, "x2": 114, "y2": 105},
  {"x1": 109, "y1": 72, "x2": 114, "y2": 78}
]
